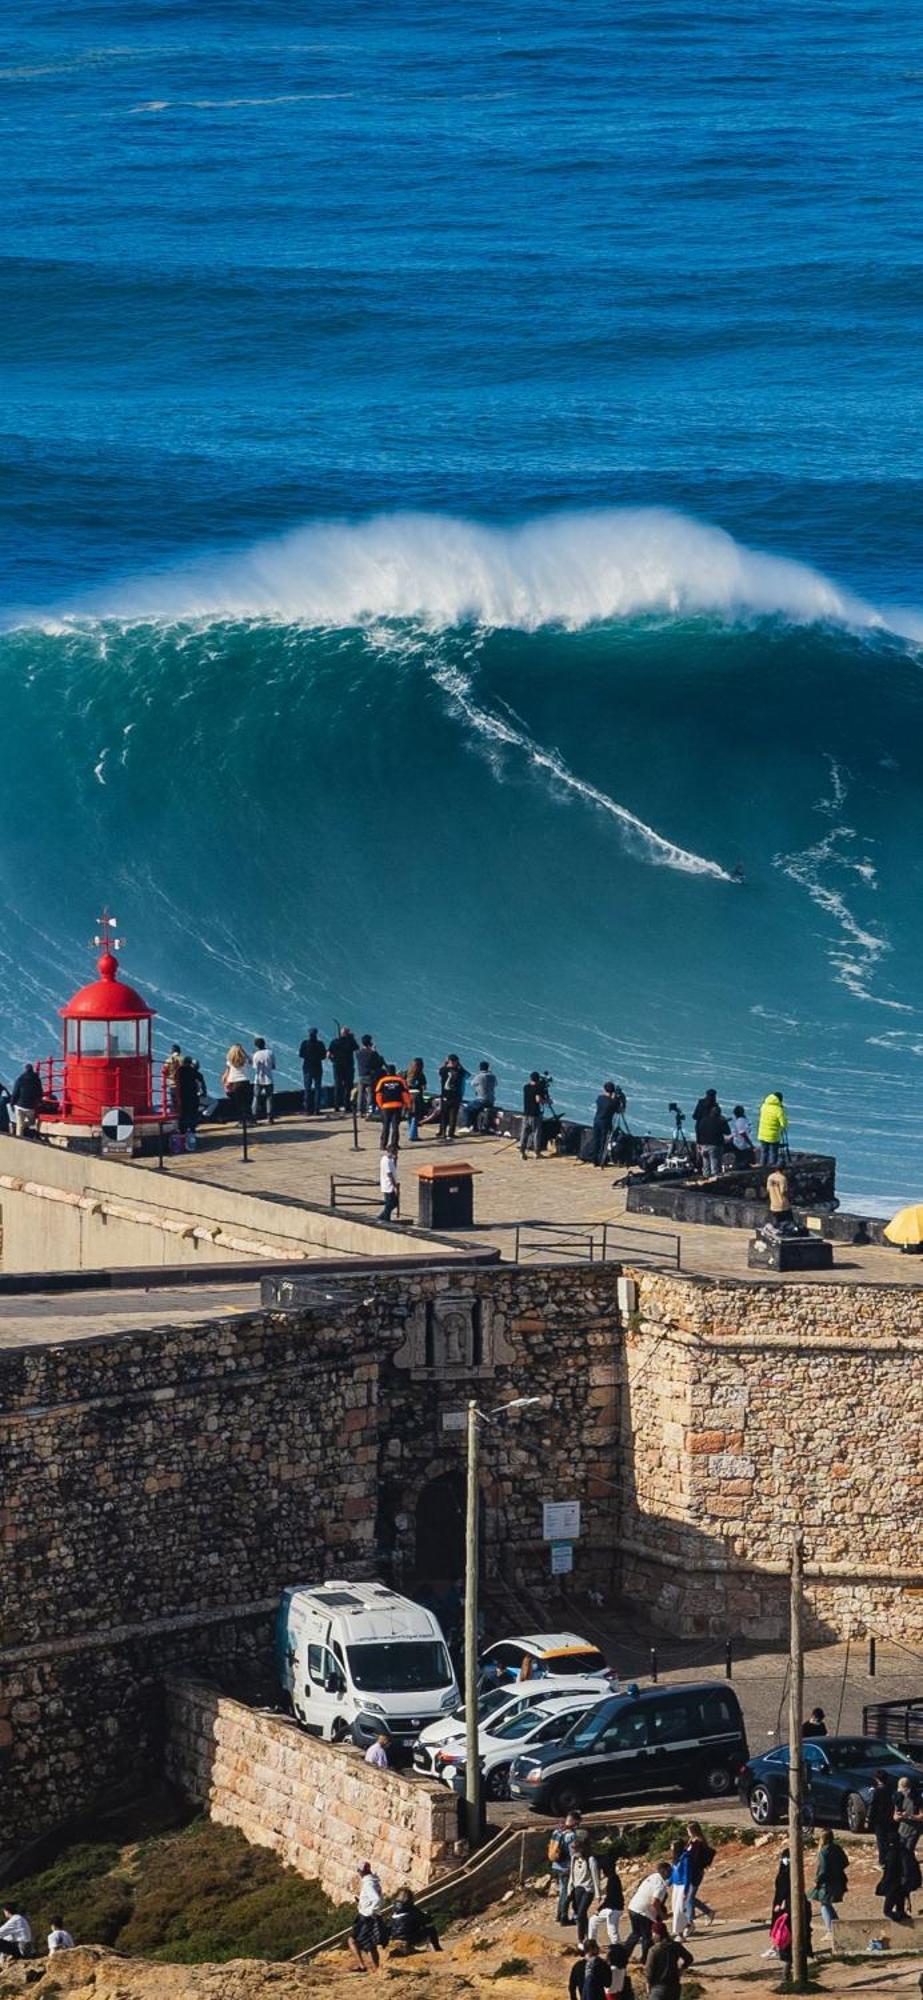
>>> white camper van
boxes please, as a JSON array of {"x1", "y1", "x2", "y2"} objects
[{"x1": 276, "y1": 1580, "x2": 459, "y2": 1751}]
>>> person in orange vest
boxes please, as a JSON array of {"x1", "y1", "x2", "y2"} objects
[{"x1": 374, "y1": 1065, "x2": 411, "y2": 1150}]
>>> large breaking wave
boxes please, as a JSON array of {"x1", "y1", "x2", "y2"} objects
[{"x1": 50, "y1": 506, "x2": 923, "y2": 640}]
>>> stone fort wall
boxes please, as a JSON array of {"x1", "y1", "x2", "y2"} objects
[
  {"x1": 618, "y1": 1266, "x2": 923, "y2": 1643},
  {"x1": 4, "y1": 1256, "x2": 923, "y2": 1860},
  {"x1": 0, "y1": 1264, "x2": 620, "y2": 1858}
]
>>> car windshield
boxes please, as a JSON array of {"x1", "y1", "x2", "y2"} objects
[
  {"x1": 546, "y1": 1650, "x2": 606, "y2": 1675},
  {"x1": 346, "y1": 1641, "x2": 453, "y2": 1693},
  {"x1": 492, "y1": 1705, "x2": 559, "y2": 1742},
  {"x1": 826, "y1": 1740, "x2": 913, "y2": 1770}
]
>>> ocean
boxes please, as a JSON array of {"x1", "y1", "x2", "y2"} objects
[{"x1": 3, "y1": 0, "x2": 923, "y2": 1209}]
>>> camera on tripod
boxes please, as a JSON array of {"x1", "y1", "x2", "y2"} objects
[{"x1": 668, "y1": 1101, "x2": 685, "y2": 1123}]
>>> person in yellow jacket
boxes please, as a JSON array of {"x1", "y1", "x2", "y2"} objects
[
  {"x1": 757, "y1": 1090, "x2": 788, "y2": 1166},
  {"x1": 374, "y1": 1067, "x2": 411, "y2": 1150}
]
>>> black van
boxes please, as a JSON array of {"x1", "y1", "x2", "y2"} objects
[{"x1": 508, "y1": 1681, "x2": 749, "y2": 1815}]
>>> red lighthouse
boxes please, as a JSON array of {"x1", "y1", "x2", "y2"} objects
[{"x1": 40, "y1": 914, "x2": 165, "y2": 1146}]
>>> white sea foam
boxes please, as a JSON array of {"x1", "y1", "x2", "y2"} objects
[
  {"x1": 430, "y1": 658, "x2": 733, "y2": 880},
  {"x1": 61, "y1": 507, "x2": 923, "y2": 639}
]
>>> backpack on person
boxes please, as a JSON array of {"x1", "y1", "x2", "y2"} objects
[
  {"x1": 548, "y1": 1830, "x2": 568, "y2": 1866},
  {"x1": 377, "y1": 1077, "x2": 405, "y2": 1108}
]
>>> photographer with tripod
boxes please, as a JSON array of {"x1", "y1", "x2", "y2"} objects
[
  {"x1": 592, "y1": 1081, "x2": 629, "y2": 1166},
  {"x1": 520, "y1": 1070, "x2": 549, "y2": 1158}
]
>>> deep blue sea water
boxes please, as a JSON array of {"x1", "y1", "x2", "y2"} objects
[{"x1": 3, "y1": 0, "x2": 923, "y2": 1206}]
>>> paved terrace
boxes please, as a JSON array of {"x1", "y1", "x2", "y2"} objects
[{"x1": 140, "y1": 1107, "x2": 920, "y2": 1287}]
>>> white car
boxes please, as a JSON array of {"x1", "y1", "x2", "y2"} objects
[
  {"x1": 413, "y1": 1676, "x2": 609, "y2": 1778},
  {"x1": 479, "y1": 1631, "x2": 615, "y2": 1685},
  {"x1": 432, "y1": 1692, "x2": 607, "y2": 1800}
]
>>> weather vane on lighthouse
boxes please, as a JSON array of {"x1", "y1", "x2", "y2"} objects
[{"x1": 92, "y1": 910, "x2": 125, "y2": 956}]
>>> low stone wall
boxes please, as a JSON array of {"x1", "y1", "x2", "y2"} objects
[
  {"x1": 165, "y1": 1677, "x2": 458, "y2": 1902},
  {"x1": 626, "y1": 1152, "x2": 837, "y2": 1231}
]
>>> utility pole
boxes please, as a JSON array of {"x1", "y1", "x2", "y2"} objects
[
  {"x1": 464, "y1": 1398, "x2": 481, "y2": 1849},
  {"x1": 787, "y1": 1530, "x2": 808, "y2": 1989}
]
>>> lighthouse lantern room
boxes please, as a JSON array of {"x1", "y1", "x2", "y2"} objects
[{"x1": 40, "y1": 914, "x2": 168, "y2": 1147}]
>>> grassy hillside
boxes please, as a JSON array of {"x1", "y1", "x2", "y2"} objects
[{"x1": 6, "y1": 1792, "x2": 351, "y2": 1963}]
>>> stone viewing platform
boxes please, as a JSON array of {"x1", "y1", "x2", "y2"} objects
[{"x1": 135, "y1": 1108, "x2": 919, "y2": 1288}]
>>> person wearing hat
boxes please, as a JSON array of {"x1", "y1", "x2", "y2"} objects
[{"x1": 348, "y1": 1863, "x2": 386, "y2": 1971}]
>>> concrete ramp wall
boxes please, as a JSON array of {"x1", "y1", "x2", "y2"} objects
[{"x1": 0, "y1": 1135, "x2": 467, "y2": 1271}]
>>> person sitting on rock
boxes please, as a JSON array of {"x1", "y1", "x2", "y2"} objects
[{"x1": 388, "y1": 1887, "x2": 441, "y2": 1954}]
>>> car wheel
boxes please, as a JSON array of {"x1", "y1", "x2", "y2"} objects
[
  {"x1": 484, "y1": 1764, "x2": 511, "y2": 1802},
  {"x1": 333, "y1": 1719, "x2": 351, "y2": 1744},
  {"x1": 548, "y1": 1779, "x2": 584, "y2": 1817},
  {"x1": 702, "y1": 1761, "x2": 733, "y2": 1797},
  {"x1": 749, "y1": 1782, "x2": 776, "y2": 1827},
  {"x1": 845, "y1": 1791, "x2": 867, "y2": 1833}
]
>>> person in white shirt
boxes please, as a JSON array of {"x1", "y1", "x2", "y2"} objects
[
  {"x1": 568, "y1": 1833, "x2": 602, "y2": 1942},
  {"x1": 47, "y1": 1919, "x2": 74, "y2": 1954},
  {"x1": 624, "y1": 1861, "x2": 671, "y2": 1960},
  {"x1": 222, "y1": 1044, "x2": 252, "y2": 1123},
  {"x1": 378, "y1": 1148, "x2": 400, "y2": 1222},
  {"x1": 0, "y1": 1908, "x2": 32, "y2": 1959},
  {"x1": 364, "y1": 1732, "x2": 392, "y2": 1770},
  {"x1": 348, "y1": 1863, "x2": 385, "y2": 1971},
  {"x1": 251, "y1": 1037, "x2": 276, "y2": 1124}
]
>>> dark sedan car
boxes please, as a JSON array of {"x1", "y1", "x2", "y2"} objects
[{"x1": 739, "y1": 1736, "x2": 923, "y2": 1831}]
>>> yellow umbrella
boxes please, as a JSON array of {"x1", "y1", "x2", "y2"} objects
[{"x1": 884, "y1": 1204, "x2": 923, "y2": 1247}]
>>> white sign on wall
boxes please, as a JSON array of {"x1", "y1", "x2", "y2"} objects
[
  {"x1": 441, "y1": 1410, "x2": 467, "y2": 1432},
  {"x1": 542, "y1": 1500, "x2": 581, "y2": 1542}
]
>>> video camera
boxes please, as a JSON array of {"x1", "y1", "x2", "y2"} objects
[{"x1": 668, "y1": 1101, "x2": 685, "y2": 1122}]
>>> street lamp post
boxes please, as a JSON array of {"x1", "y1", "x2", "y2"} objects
[{"x1": 463, "y1": 1395, "x2": 545, "y2": 1850}]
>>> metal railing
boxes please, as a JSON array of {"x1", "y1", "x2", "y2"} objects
[
  {"x1": 601, "y1": 1220, "x2": 682, "y2": 1270},
  {"x1": 501, "y1": 1219, "x2": 681, "y2": 1268},
  {"x1": 329, "y1": 1174, "x2": 381, "y2": 1213}
]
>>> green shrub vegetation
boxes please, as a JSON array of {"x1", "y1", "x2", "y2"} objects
[
  {"x1": 493, "y1": 1959, "x2": 531, "y2": 1979},
  {"x1": 7, "y1": 1795, "x2": 351, "y2": 1964}
]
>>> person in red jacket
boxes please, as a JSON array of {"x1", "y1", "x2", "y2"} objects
[{"x1": 374, "y1": 1067, "x2": 411, "y2": 1150}]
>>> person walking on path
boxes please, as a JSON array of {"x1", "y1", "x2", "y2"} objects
[
  {"x1": 328, "y1": 1026, "x2": 359, "y2": 1113},
  {"x1": 876, "y1": 1822, "x2": 910, "y2": 1922},
  {"x1": 11, "y1": 1062, "x2": 43, "y2": 1138},
  {"x1": 0, "y1": 1908, "x2": 32, "y2": 1960},
  {"x1": 470, "y1": 1060, "x2": 497, "y2": 1134},
  {"x1": 357, "y1": 1035, "x2": 385, "y2": 1117},
  {"x1": 589, "y1": 1852, "x2": 625, "y2": 1948},
  {"x1": 770, "y1": 1847, "x2": 813, "y2": 1970},
  {"x1": 568, "y1": 1937, "x2": 618, "y2": 2000},
  {"x1": 895, "y1": 1775, "x2": 923, "y2": 1909},
  {"x1": 375, "y1": 1066, "x2": 411, "y2": 1150},
  {"x1": 811, "y1": 1826, "x2": 848, "y2": 1950},
  {"x1": 348, "y1": 1864, "x2": 386, "y2": 1972},
  {"x1": 520, "y1": 1070, "x2": 547, "y2": 1158},
  {"x1": 592, "y1": 1082, "x2": 619, "y2": 1166},
  {"x1": 667, "y1": 1839, "x2": 693, "y2": 1940},
  {"x1": 438, "y1": 1054, "x2": 467, "y2": 1141},
  {"x1": 364, "y1": 1732, "x2": 392, "y2": 1769},
  {"x1": 757, "y1": 1089, "x2": 788, "y2": 1165},
  {"x1": 624, "y1": 1861, "x2": 671, "y2": 1961},
  {"x1": 643, "y1": 1931, "x2": 693, "y2": 2000},
  {"x1": 405, "y1": 1058, "x2": 427, "y2": 1141},
  {"x1": 693, "y1": 1089, "x2": 728, "y2": 1177},
  {"x1": 222, "y1": 1044, "x2": 252, "y2": 1122},
  {"x1": 378, "y1": 1148, "x2": 400, "y2": 1222},
  {"x1": 683, "y1": 1823, "x2": 715, "y2": 1927},
  {"x1": 549, "y1": 1812, "x2": 583, "y2": 1924},
  {"x1": 569, "y1": 1832, "x2": 602, "y2": 1944},
  {"x1": 868, "y1": 1770, "x2": 897, "y2": 1865},
  {"x1": 251, "y1": 1037, "x2": 276, "y2": 1123},
  {"x1": 298, "y1": 1029, "x2": 327, "y2": 1115}
]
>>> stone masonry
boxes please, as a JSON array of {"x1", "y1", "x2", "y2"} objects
[
  {"x1": 5, "y1": 1255, "x2": 923, "y2": 1861},
  {"x1": 618, "y1": 1266, "x2": 923, "y2": 1641},
  {"x1": 164, "y1": 1677, "x2": 457, "y2": 1903}
]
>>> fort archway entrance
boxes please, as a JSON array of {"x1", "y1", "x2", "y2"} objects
[{"x1": 414, "y1": 1470, "x2": 466, "y2": 1591}]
